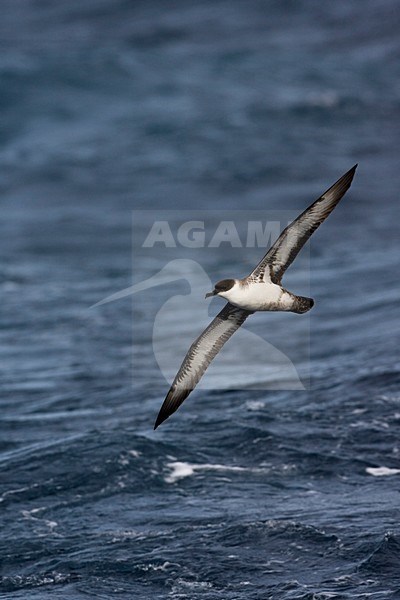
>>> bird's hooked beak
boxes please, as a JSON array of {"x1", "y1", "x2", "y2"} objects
[{"x1": 205, "y1": 289, "x2": 217, "y2": 299}]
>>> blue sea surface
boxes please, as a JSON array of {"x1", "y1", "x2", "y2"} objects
[{"x1": 1, "y1": 1, "x2": 400, "y2": 598}]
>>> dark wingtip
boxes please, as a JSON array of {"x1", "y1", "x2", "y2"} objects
[
  {"x1": 154, "y1": 397, "x2": 173, "y2": 429},
  {"x1": 153, "y1": 386, "x2": 192, "y2": 430},
  {"x1": 325, "y1": 163, "x2": 357, "y2": 201},
  {"x1": 153, "y1": 411, "x2": 166, "y2": 430},
  {"x1": 343, "y1": 163, "x2": 358, "y2": 183},
  {"x1": 154, "y1": 390, "x2": 174, "y2": 430},
  {"x1": 347, "y1": 163, "x2": 358, "y2": 181},
  {"x1": 344, "y1": 163, "x2": 358, "y2": 190}
]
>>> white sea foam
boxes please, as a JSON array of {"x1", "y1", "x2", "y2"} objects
[
  {"x1": 165, "y1": 461, "x2": 261, "y2": 484},
  {"x1": 128, "y1": 449, "x2": 142, "y2": 458},
  {"x1": 165, "y1": 462, "x2": 196, "y2": 483},
  {"x1": 22, "y1": 507, "x2": 59, "y2": 536},
  {"x1": 366, "y1": 466, "x2": 400, "y2": 477},
  {"x1": 246, "y1": 400, "x2": 266, "y2": 410},
  {"x1": 170, "y1": 577, "x2": 213, "y2": 593}
]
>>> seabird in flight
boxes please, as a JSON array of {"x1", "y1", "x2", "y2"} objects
[{"x1": 154, "y1": 165, "x2": 357, "y2": 429}]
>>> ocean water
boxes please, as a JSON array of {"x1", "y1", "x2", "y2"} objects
[{"x1": 1, "y1": 1, "x2": 400, "y2": 598}]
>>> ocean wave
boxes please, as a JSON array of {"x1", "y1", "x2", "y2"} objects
[{"x1": 358, "y1": 533, "x2": 400, "y2": 578}]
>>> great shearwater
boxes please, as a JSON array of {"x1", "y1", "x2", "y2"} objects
[{"x1": 154, "y1": 165, "x2": 357, "y2": 429}]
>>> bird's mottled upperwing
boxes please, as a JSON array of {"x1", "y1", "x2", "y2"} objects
[
  {"x1": 250, "y1": 165, "x2": 357, "y2": 285},
  {"x1": 154, "y1": 303, "x2": 253, "y2": 429}
]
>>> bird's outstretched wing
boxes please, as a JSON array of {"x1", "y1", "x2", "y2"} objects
[
  {"x1": 154, "y1": 303, "x2": 253, "y2": 429},
  {"x1": 250, "y1": 165, "x2": 357, "y2": 284}
]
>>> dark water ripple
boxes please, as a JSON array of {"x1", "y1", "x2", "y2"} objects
[{"x1": 1, "y1": 0, "x2": 400, "y2": 598}]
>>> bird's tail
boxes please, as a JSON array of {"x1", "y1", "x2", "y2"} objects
[{"x1": 292, "y1": 296, "x2": 314, "y2": 314}]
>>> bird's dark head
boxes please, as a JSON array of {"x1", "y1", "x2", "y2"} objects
[{"x1": 205, "y1": 278, "x2": 236, "y2": 298}]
